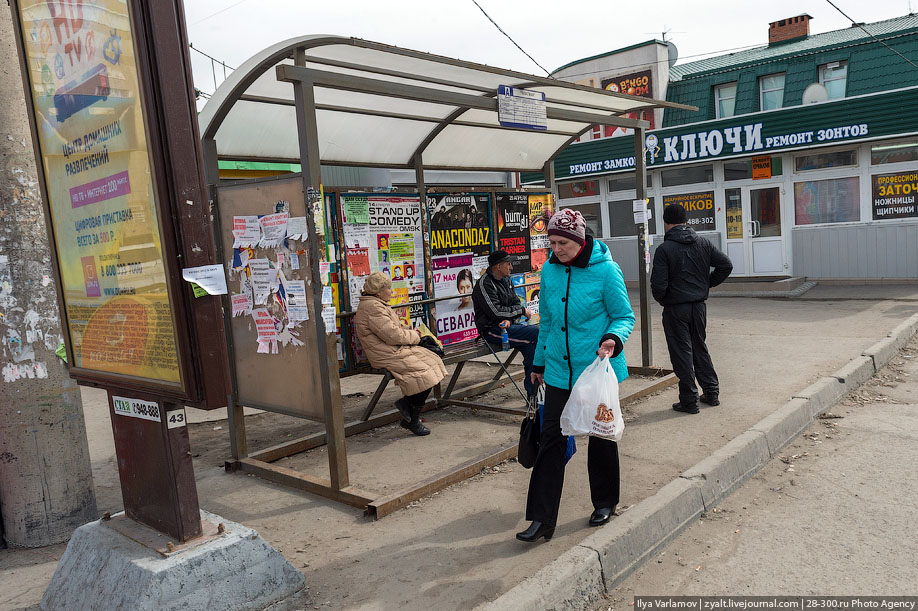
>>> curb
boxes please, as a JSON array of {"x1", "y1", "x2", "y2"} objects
[{"x1": 479, "y1": 312, "x2": 918, "y2": 611}]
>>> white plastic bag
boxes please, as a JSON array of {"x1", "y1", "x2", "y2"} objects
[{"x1": 560, "y1": 356, "x2": 624, "y2": 441}]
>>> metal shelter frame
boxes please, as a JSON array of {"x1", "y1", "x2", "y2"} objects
[{"x1": 199, "y1": 36, "x2": 691, "y2": 516}]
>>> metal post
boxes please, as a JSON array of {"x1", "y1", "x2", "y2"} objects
[
  {"x1": 414, "y1": 156, "x2": 436, "y2": 333},
  {"x1": 634, "y1": 126, "x2": 653, "y2": 367},
  {"x1": 108, "y1": 394, "x2": 202, "y2": 542},
  {"x1": 291, "y1": 48, "x2": 349, "y2": 489},
  {"x1": 202, "y1": 136, "x2": 247, "y2": 459},
  {"x1": 542, "y1": 160, "x2": 557, "y2": 203}
]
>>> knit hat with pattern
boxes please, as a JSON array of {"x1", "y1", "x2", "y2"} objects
[{"x1": 547, "y1": 208, "x2": 586, "y2": 245}]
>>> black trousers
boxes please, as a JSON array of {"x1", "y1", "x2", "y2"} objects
[
  {"x1": 525, "y1": 384, "x2": 620, "y2": 527},
  {"x1": 404, "y1": 387, "x2": 431, "y2": 407},
  {"x1": 662, "y1": 301, "x2": 719, "y2": 405}
]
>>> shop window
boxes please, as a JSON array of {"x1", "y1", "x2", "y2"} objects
[
  {"x1": 818, "y1": 61, "x2": 848, "y2": 100},
  {"x1": 759, "y1": 73, "x2": 785, "y2": 111},
  {"x1": 794, "y1": 149, "x2": 857, "y2": 171},
  {"x1": 714, "y1": 82, "x2": 737, "y2": 118},
  {"x1": 608, "y1": 198, "x2": 657, "y2": 238},
  {"x1": 559, "y1": 202, "x2": 602, "y2": 238},
  {"x1": 661, "y1": 164, "x2": 713, "y2": 187},
  {"x1": 607, "y1": 173, "x2": 652, "y2": 192},
  {"x1": 794, "y1": 177, "x2": 860, "y2": 225},
  {"x1": 871, "y1": 140, "x2": 918, "y2": 165},
  {"x1": 557, "y1": 180, "x2": 599, "y2": 198},
  {"x1": 724, "y1": 158, "x2": 784, "y2": 181}
]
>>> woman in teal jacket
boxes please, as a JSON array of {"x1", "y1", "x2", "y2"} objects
[{"x1": 518, "y1": 209, "x2": 635, "y2": 543}]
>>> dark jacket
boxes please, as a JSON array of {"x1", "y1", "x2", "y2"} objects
[
  {"x1": 472, "y1": 269, "x2": 523, "y2": 332},
  {"x1": 651, "y1": 225, "x2": 733, "y2": 306}
]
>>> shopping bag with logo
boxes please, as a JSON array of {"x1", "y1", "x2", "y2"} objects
[{"x1": 560, "y1": 356, "x2": 624, "y2": 441}]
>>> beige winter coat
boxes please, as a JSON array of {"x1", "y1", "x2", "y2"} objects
[{"x1": 354, "y1": 295, "x2": 447, "y2": 396}]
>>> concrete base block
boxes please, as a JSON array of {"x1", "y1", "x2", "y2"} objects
[
  {"x1": 681, "y1": 431, "x2": 770, "y2": 507},
  {"x1": 832, "y1": 355, "x2": 876, "y2": 389},
  {"x1": 41, "y1": 510, "x2": 306, "y2": 611},
  {"x1": 588, "y1": 478, "x2": 704, "y2": 588},
  {"x1": 792, "y1": 377, "x2": 845, "y2": 414},
  {"x1": 863, "y1": 337, "x2": 901, "y2": 370},
  {"x1": 751, "y1": 398, "x2": 814, "y2": 456},
  {"x1": 479, "y1": 545, "x2": 603, "y2": 611}
]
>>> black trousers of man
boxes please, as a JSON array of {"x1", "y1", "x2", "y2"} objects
[
  {"x1": 662, "y1": 301, "x2": 719, "y2": 406},
  {"x1": 525, "y1": 385, "x2": 620, "y2": 527}
]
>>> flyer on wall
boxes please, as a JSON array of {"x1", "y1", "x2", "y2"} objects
[
  {"x1": 496, "y1": 193, "x2": 531, "y2": 273},
  {"x1": 16, "y1": 0, "x2": 184, "y2": 382},
  {"x1": 341, "y1": 193, "x2": 426, "y2": 308},
  {"x1": 528, "y1": 194, "x2": 554, "y2": 272},
  {"x1": 427, "y1": 193, "x2": 492, "y2": 345}
]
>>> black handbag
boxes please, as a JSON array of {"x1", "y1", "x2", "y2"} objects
[
  {"x1": 517, "y1": 394, "x2": 541, "y2": 469},
  {"x1": 418, "y1": 335, "x2": 445, "y2": 358}
]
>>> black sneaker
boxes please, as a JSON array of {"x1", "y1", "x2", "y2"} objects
[
  {"x1": 672, "y1": 402, "x2": 700, "y2": 414},
  {"x1": 699, "y1": 393, "x2": 720, "y2": 406}
]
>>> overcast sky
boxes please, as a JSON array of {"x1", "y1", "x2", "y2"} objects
[{"x1": 184, "y1": 0, "x2": 915, "y2": 97}]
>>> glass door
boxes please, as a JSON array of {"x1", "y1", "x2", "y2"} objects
[{"x1": 747, "y1": 186, "x2": 785, "y2": 275}]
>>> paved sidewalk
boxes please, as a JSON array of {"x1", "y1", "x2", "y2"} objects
[
  {"x1": 1, "y1": 286, "x2": 916, "y2": 610},
  {"x1": 595, "y1": 335, "x2": 918, "y2": 602}
]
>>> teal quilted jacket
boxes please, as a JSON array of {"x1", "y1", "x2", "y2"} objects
[{"x1": 533, "y1": 237, "x2": 635, "y2": 389}]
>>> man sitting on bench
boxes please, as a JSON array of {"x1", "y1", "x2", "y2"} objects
[{"x1": 472, "y1": 249, "x2": 539, "y2": 398}]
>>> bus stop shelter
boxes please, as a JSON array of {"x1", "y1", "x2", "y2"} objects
[{"x1": 198, "y1": 35, "x2": 692, "y2": 516}]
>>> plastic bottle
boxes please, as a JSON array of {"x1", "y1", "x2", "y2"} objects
[{"x1": 501, "y1": 328, "x2": 510, "y2": 351}]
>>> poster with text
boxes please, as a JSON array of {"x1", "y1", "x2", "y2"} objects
[
  {"x1": 496, "y1": 193, "x2": 531, "y2": 273},
  {"x1": 427, "y1": 193, "x2": 492, "y2": 257},
  {"x1": 528, "y1": 194, "x2": 554, "y2": 271},
  {"x1": 342, "y1": 194, "x2": 426, "y2": 360},
  {"x1": 663, "y1": 192, "x2": 716, "y2": 232},
  {"x1": 341, "y1": 194, "x2": 425, "y2": 295},
  {"x1": 432, "y1": 253, "x2": 480, "y2": 345},
  {"x1": 427, "y1": 194, "x2": 491, "y2": 345},
  {"x1": 16, "y1": 0, "x2": 182, "y2": 382},
  {"x1": 872, "y1": 171, "x2": 918, "y2": 220}
]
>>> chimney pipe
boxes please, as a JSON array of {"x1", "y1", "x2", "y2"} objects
[{"x1": 768, "y1": 14, "x2": 812, "y2": 45}]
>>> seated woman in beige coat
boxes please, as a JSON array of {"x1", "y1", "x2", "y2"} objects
[{"x1": 354, "y1": 272, "x2": 447, "y2": 436}]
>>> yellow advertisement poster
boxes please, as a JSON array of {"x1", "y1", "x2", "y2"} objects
[
  {"x1": 17, "y1": 1, "x2": 182, "y2": 384},
  {"x1": 528, "y1": 194, "x2": 554, "y2": 271}
]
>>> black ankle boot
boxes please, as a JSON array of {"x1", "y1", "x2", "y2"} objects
[
  {"x1": 515, "y1": 521, "x2": 555, "y2": 542},
  {"x1": 400, "y1": 418, "x2": 430, "y2": 436}
]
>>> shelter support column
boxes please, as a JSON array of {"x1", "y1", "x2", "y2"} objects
[
  {"x1": 414, "y1": 156, "x2": 436, "y2": 335},
  {"x1": 634, "y1": 126, "x2": 653, "y2": 367},
  {"x1": 543, "y1": 160, "x2": 557, "y2": 204},
  {"x1": 202, "y1": 136, "x2": 247, "y2": 460},
  {"x1": 291, "y1": 48, "x2": 349, "y2": 490}
]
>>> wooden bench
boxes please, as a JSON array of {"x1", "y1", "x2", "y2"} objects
[{"x1": 358, "y1": 337, "x2": 522, "y2": 421}]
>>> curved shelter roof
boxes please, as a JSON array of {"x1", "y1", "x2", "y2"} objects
[{"x1": 199, "y1": 35, "x2": 695, "y2": 173}]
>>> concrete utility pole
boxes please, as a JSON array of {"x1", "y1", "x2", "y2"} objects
[{"x1": 0, "y1": 2, "x2": 97, "y2": 547}]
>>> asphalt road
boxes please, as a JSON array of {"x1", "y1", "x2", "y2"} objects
[{"x1": 596, "y1": 336, "x2": 918, "y2": 606}]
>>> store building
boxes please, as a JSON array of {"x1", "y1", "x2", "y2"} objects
[{"x1": 536, "y1": 13, "x2": 918, "y2": 281}]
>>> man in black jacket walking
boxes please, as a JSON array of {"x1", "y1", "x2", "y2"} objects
[
  {"x1": 651, "y1": 203, "x2": 733, "y2": 414},
  {"x1": 472, "y1": 250, "x2": 539, "y2": 396}
]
